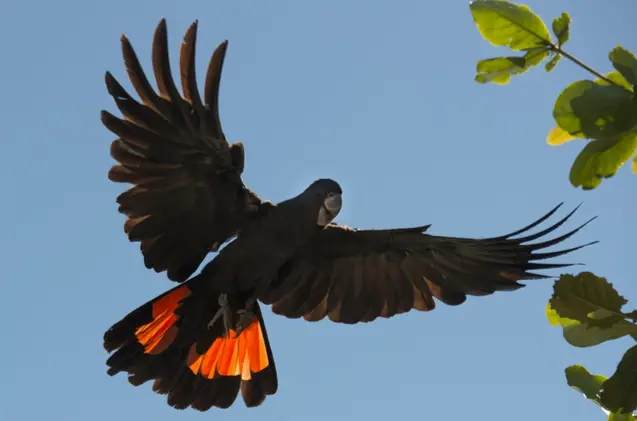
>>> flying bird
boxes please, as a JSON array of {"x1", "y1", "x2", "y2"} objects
[{"x1": 101, "y1": 19, "x2": 595, "y2": 412}]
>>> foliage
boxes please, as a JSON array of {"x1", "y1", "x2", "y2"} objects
[
  {"x1": 468, "y1": 2, "x2": 636, "y2": 419},
  {"x1": 548, "y1": 273, "x2": 637, "y2": 419},
  {"x1": 469, "y1": 0, "x2": 637, "y2": 190}
]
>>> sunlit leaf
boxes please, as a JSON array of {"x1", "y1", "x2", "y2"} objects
[
  {"x1": 633, "y1": 156, "x2": 637, "y2": 175},
  {"x1": 549, "y1": 272, "x2": 628, "y2": 328},
  {"x1": 569, "y1": 132, "x2": 637, "y2": 190},
  {"x1": 608, "y1": 411, "x2": 637, "y2": 421},
  {"x1": 546, "y1": 54, "x2": 562, "y2": 72},
  {"x1": 470, "y1": 0, "x2": 551, "y2": 51},
  {"x1": 547, "y1": 125, "x2": 577, "y2": 145},
  {"x1": 609, "y1": 46, "x2": 637, "y2": 88},
  {"x1": 524, "y1": 47, "x2": 549, "y2": 66},
  {"x1": 566, "y1": 365, "x2": 607, "y2": 402},
  {"x1": 601, "y1": 345, "x2": 637, "y2": 414},
  {"x1": 547, "y1": 304, "x2": 637, "y2": 347},
  {"x1": 553, "y1": 80, "x2": 637, "y2": 140},
  {"x1": 596, "y1": 71, "x2": 635, "y2": 92},
  {"x1": 552, "y1": 12, "x2": 571, "y2": 46},
  {"x1": 475, "y1": 49, "x2": 548, "y2": 84},
  {"x1": 476, "y1": 57, "x2": 527, "y2": 84}
]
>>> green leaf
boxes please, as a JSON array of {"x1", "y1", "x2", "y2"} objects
[
  {"x1": 547, "y1": 304, "x2": 637, "y2": 347},
  {"x1": 552, "y1": 12, "x2": 571, "y2": 46},
  {"x1": 546, "y1": 53, "x2": 562, "y2": 72},
  {"x1": 553, "y1": 79, "x2": 637, "y2": 140},
  {"x1": 601, "y1": 345, "x2": 637, "y2": 414},
  {"x1": 549, "y1": 272, "x2": 628, "y2": 327},
  {"x1": 566, "y1": 319, "x2": 637, "y2": 347},
  {"x1": 633, "y1": 156, "x2": 637, "y2": 175},
  {"x1": 608, "y1": 412, "x2": 637, "y2": 421},
  {"x1": 547, "y1": 124, "x2": 578, "y2": 145},
  {"x1": 470, "y1": 0, "x2": 551, "y2": 51},
  {"x1": 570, "y1": 132, "x2": 637, "y2": 190},
  {"x1": 609, "y1": 46, "x2": 637, "y2": 87},
  {"x1": 566, "y1": 365, "x2": 607, "y2": 402},
  {"x1": 597, "y1": 71, "x2": 635, "y2": 92},
  {"x1": 475, "y1": 49, "x2": 548, "y2": 84},
  {"x1": 524, "y1": 47, "x2": 550, "y2": 67},
  {"x1": 476, "y1": 57, "x2": 527, "y2": 84}
]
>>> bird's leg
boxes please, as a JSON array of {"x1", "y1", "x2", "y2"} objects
[
  {"x1": 234, "y1": 295, "x2": 257, "y2": 337},
  {"x1": 208, "y1": 293, "x2": 233, "y2": 336}
]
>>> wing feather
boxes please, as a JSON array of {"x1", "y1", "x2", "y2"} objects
[
  {"x1": 337, "y1": 259, "x2": 368, "y2": 324},
  {"x1": 263, "y1": 206, "x2": 596, "y2": 323},
  {"x1": 326, "y1": 259, "x2": 354, "y2": 322},
  {"x1": 103, "y1": 19, "x2": 264, "y2": 282},
  {"x1": 362, "y1": 254, "x2": 388, "y2": 322},
  {"x1": 102, "y1": 19, "x2": 263, "y2": 281}
]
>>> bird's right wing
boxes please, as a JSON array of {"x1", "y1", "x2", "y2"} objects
[
  {"x1": 102, "y1": 20, "x2": 265, "y2": 282},
  {"x1": 261, "y1": 204, "x2": 596, "y2": 324}
]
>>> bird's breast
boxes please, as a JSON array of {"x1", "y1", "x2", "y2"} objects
[{"x1": 214, "y1": 210, "x2": 317, "y2": 292}]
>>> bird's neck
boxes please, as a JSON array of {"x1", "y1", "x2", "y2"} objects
[{"x1": 273, "y1": 199, "x2": 321, "y2": 245}]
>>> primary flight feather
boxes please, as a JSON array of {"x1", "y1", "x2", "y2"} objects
[{"x1": 102, "y1": 19, "x2": 596, "y2": 411}]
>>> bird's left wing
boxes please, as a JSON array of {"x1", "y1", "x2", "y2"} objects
[
  {"x1": 102, "y1": 20, "x2": 266, "y2": 282},
  {"x1": 260, "y1": 204, "x2": 595, "y2": 324}
]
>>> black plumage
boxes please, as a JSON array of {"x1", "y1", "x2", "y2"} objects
[{"x1": 102, "y1": 19, "x2": 596, "y2": 411}]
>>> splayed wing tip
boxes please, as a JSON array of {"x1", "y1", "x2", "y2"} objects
[
  {"x1": 531, "y1": 239, "x2": 598, "y2": 260},
  {"x1": 523, "y1": 272, "x2": 553, "y2": 279},
  {"x1": 525, "y1": 262, "x2": 575, "y2": 270},
  {"x1": 492, "y1": 202, "x2": 565, "y2": 240},
  {"x1": 582, "y1": 215, "x2": 599, "y2": 226},
  {"x1": 512, "y1": 206, "x2": 596, "y2": 254},
  {"x1": 514, "y1": 204, "x2": 581, "y2": 245}
]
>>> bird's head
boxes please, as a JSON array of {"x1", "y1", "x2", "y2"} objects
[{"x1": 304, "y1": 178, "x2": 342, "y2": 227}]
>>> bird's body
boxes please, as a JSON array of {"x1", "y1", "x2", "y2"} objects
[
  {"x1": 202, "y1": 183, "x2": 336, "y2": 295},
  {"x1": 101, "y1": 19, "x2": 595, "y2": 412}
]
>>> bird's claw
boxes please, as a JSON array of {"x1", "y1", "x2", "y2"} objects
[
  {"x1": 208, "y1": 293, "x2": 232, "y2": 333},
  {"x1": 233, "y1": 308, "x2": 254, "y2": 337},
  {"x1": 208, "y1": 294, "x2": 256, "y2": 338}
]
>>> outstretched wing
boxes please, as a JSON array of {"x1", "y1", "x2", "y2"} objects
[
  {"x1": 261, "y1": 204, "x2": 596, "y2": 324},
  {"x1": 102, "y1": 19, "x2": 265, "y2": 282}
]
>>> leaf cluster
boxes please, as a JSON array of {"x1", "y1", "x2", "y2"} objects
[
  {"x1": 469, "y1": 2, "x2": 636, "y2": 419},
  {"x1": 469, "y1": 0, "x2": 637, "y2": 189},
  {"x1": 548, "y1": 272, "x2": 637, "y2": 419}
]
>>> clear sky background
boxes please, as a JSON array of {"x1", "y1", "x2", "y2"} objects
[{"x1": 2, "y1": 0, "x2": 636, "y2": 420}]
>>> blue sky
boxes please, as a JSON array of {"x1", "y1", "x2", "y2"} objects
[{"x1": 2, "y1": 0, "x2": 636, "y2": 420}]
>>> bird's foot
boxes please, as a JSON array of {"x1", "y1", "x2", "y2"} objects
[
  {"x1": 208, "y1": 293, "x2": 233, "y2": 334},
  {"x1": 233, "y1": 297, "x2": 257, "y2": 337}
]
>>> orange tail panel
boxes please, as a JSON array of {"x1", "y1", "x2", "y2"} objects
[
  {"x1": 105, "y1": 285, "x2": 277, "y2": 410},
  {"x1": 187, "y1": 318, "x2": 270, "y2": 380},
  {"x1": 134, "y1": 285, "x2": 191, "y2": 354}
]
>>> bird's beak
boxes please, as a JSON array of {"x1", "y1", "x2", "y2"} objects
[
  {"x1": 324, "y1": 193, "x2": 342, "y2": 215},
  {"x1": 317, "y1": 194, "x2": 342, "y2": 226}
]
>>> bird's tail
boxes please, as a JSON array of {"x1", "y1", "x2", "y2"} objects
[{"x1": 103, "y1": 281, "x2": 278, "y2": 410}]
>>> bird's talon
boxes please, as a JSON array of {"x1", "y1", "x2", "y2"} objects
[
  {"x1": 234, "y1": 309, "x2": 254, "y2": 337},
  {"x1": 208, "y1": 293, "x2": 232, "y2": 332},
  {"x1": 208, "y1": 310, "x2": 223, "y2": 330}
]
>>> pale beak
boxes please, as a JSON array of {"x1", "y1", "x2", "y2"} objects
[
  {"x1": 317, "y1": 193, "x2": 342, "y2": 226},
  {"x1": 324, "y1": 193, "x2": 342, "y2": 215}
]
